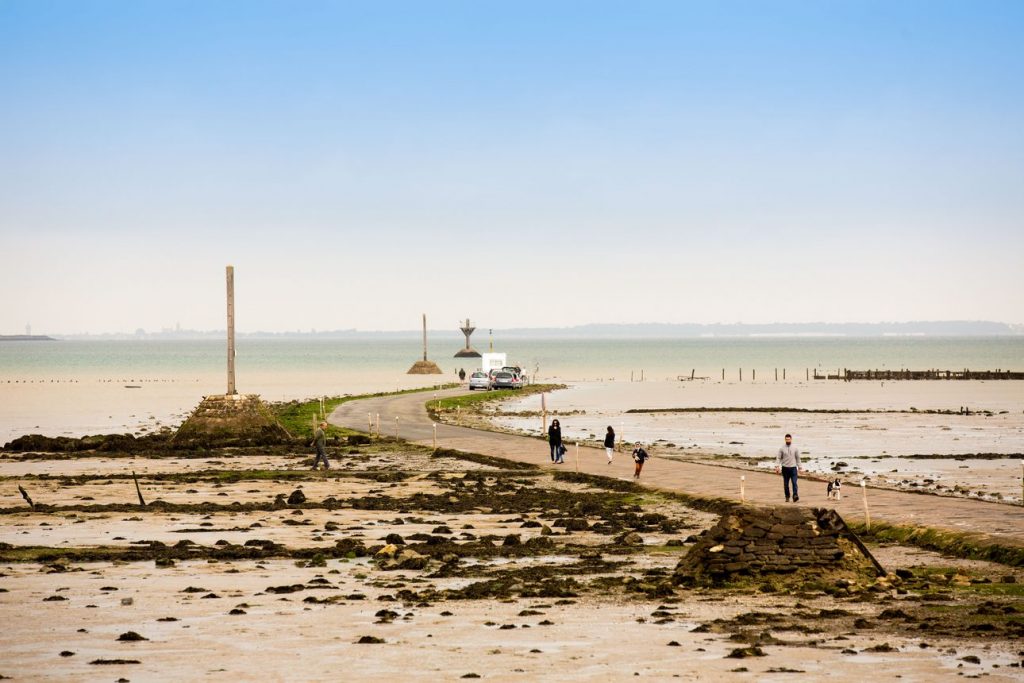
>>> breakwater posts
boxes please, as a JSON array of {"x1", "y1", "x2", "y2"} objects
[
  {"x1": 817, "y1": 369, "x2": 1024, "y2": 381},
  {"x1": 676, "y1": 368, "x2": 1023, "y2": 382}
]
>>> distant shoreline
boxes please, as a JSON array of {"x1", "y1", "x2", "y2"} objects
[{"x1": 0, "y1": 335, "x2": 57, "y2": 342}]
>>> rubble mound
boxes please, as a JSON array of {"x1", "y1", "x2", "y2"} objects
[
  {"x1": 674, "y1": 504, "x2": 880, "y2": 586},
  {"x1": 407, "y1": 360, "x2": 443, "y2": 374},
  {"x1": 173, "y1": 394, "x2": 291, "y2": 446}
]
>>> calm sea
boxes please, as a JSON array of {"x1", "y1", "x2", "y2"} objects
[
  {"x1": 1, "y1": 336, "x2": 1021, "y2": 382},
  {"x1": 0, "y1": 336, "x2": 1021, "y2": 441}
]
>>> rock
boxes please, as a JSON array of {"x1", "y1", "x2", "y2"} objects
[
  {"x1": 502, "y1": 534, "x2": 522, "y2": 546},
  {"x1": 357, "y1": 636, "x2": 385, "y2": 644},
  {"x1": 287, "y1": 489, "x2": 306, "y2": 505},
  {"x1": 116, "y1": 631, "x2": 148, "y2": 642},
  {"x1": 617, "y1": 532, "x2": 644, "y2": 546},
  {"x1": 384, "y1": 533, "x2": 405, "y2": 545},
  {"x1": 376, "y1": 544, "x2": 399, "y2": 558}
]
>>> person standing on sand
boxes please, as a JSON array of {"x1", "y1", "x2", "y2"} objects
[
  {"x1": 311, "y1": 421, "x2": 330, "y2": 470},
  {"x1": 548, "y1": 419, "x2": 563, "y2": 463},
  {"x1": 458, "y1": 368, "x2": 466, "y2": 381},
  {"x1": 775, "y1": 433, "x2": 800, "y2": 502},
  {"x1": 631, "y1": 442, "x2": 649, "y2": 479},
  {"x1": 604, "y1": 426, "x2": 615, "y2": 464}
]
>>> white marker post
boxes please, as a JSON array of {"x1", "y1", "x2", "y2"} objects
[
  {"x1": 395, "y1": 416, "x2": 400, "y2": 439},
  {"x1": 376, "y1": 413, "x2": 380, "y2": 435},
  {"x1": 368, "y1": 412, "x2": 372, "y2": 433},
  {"x1": 861, "y1": 479, "x2": 870, "y2": 530},
  {"x1": 541, "y1": 393, "x2": 547, "y2": 434},
  {"x1": 432, "y1": 423, "x2": 437, "y2": 450},
  {"x1": 740, "y1": 475, "x2": 746, "y2": 502},
  {"x1": 575, "y1": 442, "x2": 580, "y2": 473}
]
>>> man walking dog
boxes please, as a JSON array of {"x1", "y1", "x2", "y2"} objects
[{"x1": 775, "y1": 433, "x2": 801, "y2": 502}]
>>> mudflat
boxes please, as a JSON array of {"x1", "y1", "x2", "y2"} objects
[{"x1": 1, "y1": 437, "x2": 1022, "y2": 681}]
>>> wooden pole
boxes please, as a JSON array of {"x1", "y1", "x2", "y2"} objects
[
  {"x1": 432, "y1": 423, "x2": 437, "y2": 450},
  {"x1": 132, "y1": 471, "x2": 146, "y2": 507},
  {"x1": 722, "y1": 368, "x2": 725, "y2": 381},
  {"x1": 575, "y1": 442, "x2": 579, "y2": 473},
  {"x1": 783, "y1": 368, "x2": 786, "y2": 380},
  {"x1": 752, "y1": 369, "x2": 756, "y2": 381},
  {"x1": 739, "y1": 368, "x2": 742, "y2": 381},
  {"x1": 226, "y1": 265, "x2": 237, "y2": 395},
  {"x1": 861, "y1": 479, "x2": 870, "y2": 530},
  {"x1": 541, "y1": 393, "x2": 547, "y2": 433},
  {"x1": 368, "y1": 412, "x2": 373, "y2": 433},
  {"x1": 395, "y1": 416, "x2": 400, "y2": 439},
  {"x1": 740, "y1": 475, "x2": 745, "y2": 503},
  {"x1": 376, "y1": 413, "x2": 380, "y2": 435},
  {"x1": 17, "y1": 484, "x2": 34, "y2": 510}
]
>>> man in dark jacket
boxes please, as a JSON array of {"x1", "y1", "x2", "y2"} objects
[
  {"x1": 311, "y1": 421, "x2": 329, "y2": 470},
  {"x1": 548, "y1": 419, "x2": 562, "y2": 463}
]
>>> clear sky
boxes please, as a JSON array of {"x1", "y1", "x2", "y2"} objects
[{"x1": 1, "y1": 1, "x2": 1022, "y2": 333}]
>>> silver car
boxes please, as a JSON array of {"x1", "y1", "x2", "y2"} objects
[{"x1": 468, "y1": 371, "x2": 492, "y2": 390}]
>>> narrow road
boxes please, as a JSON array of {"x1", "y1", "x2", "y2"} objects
[{"x1": 331, "y1": 388, "x2": 1024, "y2": 548}]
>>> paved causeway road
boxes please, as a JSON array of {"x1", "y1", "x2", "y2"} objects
[{"x1": 331, "y1": 388, "x2": 1024, "y2": 549}]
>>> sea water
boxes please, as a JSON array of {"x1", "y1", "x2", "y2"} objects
[{"x1": 0, "y1": 336, "x2": 1021, "y2": 442}]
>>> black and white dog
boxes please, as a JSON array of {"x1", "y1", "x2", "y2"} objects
[{"x1": 826, "y1": 478, "x2": 842, "y2": 500}]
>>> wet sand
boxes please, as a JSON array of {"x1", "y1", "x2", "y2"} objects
[{"x1": 2, "y1": 440, "x2": 1022, "y2": 681}]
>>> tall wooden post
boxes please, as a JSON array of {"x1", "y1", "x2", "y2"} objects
[{"x1": 226, "y1": 265, "x2": 237, "y2": 395}]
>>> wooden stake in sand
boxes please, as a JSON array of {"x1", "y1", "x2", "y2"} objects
[
  {"x1": 395, "y1": 416, "x2": 400, "y2": 439},
  {"x1": 861, "y1": 479, "x2": 870, "y2": 530},
  {"x1": 376, "y1": 413, "x2": 380, "y2": 435},
  {"x1": 132, "y1": 471, "x2": 146, "y2": 507},
  {"x1": 541, "y1": 393, "x2": 547, "y2": 433},
  {"x1": 740, "y1": 475, "x2": 745, "y2": 502},
  {"x1": 17, "y1": 484, "x2": 35, "y2": 510},
  {"x1": 432, "y1": 423, "x2": 437, "y2": 450},
  {"x1": 575, "y1": 442, "x2": 580, "y2": 473}
]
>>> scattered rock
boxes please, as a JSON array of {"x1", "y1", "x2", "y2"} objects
[{"x1": 117, "y1": 632, "x2": 148, "y2": 642}]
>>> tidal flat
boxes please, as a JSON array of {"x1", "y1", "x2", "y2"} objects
[{"x1": 1, "y1": 438, "x2": 1022, "y2": 681}]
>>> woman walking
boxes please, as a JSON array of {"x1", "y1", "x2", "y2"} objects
[
  {"x1": 604, "y1": 426, "x2": 615, "y2": 464},
  {"x1": 548, "y1": 419, "x2": 563, "y2": 464},
  {"x1": 631, "y1": 442, "x2": 649, "y2": 479}
]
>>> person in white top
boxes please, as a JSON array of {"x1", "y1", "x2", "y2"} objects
[{"x1": 775, "y1": 433, "x2": 801, "y2": 502}]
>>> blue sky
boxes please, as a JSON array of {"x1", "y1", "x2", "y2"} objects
[{"x1": 1, "y1": 1, "x2": 1022, "y2": 333}]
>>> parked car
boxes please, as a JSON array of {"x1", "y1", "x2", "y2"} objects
[
  {"x1": 492, "y1": 371, "x2": 522, "y2": 389},
  {"x1": 468, "y1": 371, "x2": 493, "y2": 391}
]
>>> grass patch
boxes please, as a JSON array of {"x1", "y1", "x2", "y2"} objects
[
  {"x1": 275, "y1": 384, "x2": 457, "y2": 439},
  {"x1": 427, "y1": 384, "x2": 566, "y2": 419},
  {"x1": 849, "y1": 521, "x2": 1024, "y2": 568}
]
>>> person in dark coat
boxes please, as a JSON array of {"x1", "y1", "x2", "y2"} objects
[
  {"x1": 547, "y1": 419, "x2": 563, "y2": 463},
  {"x1": 604, "y1": 426, "x2": 615, "y2": 464},
  {"x1": 631, "y1": 442, "x2": 649, "y2": 479}
]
